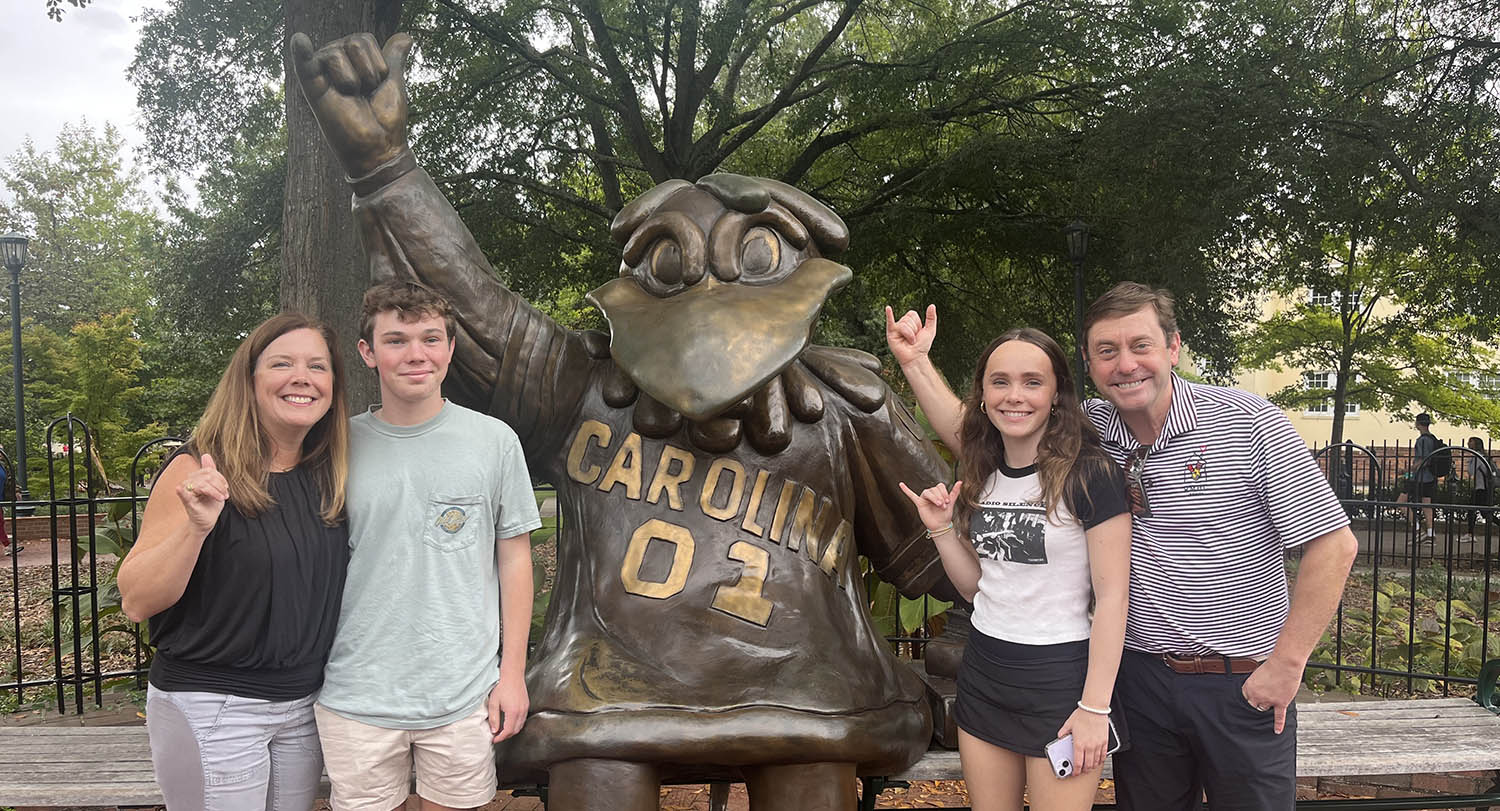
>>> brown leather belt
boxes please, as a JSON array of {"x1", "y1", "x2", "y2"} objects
[{"x1": 1162, "y1": 653, "x2": 1262, "y2": 675}]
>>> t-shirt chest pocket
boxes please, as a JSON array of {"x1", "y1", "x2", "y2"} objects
[{"x1": 422, "y1": 495, "x2": 489, "y2": 552}]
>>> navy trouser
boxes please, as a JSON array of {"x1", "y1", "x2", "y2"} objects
[{"x1": 1112, "y1": 650, "x2": 1297, "y2": 811}]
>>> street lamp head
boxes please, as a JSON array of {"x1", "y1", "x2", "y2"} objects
[
  {"x1": 0, "y1": 233, "x2": 28, "y2": 272},
  {"x1": 1063, "y1": 220, "x2": 1089, "y2": 264}
]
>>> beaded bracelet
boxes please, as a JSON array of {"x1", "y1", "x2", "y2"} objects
[{"x1": 1076, "y1": 700, "x2": 1111, "y2": 715}]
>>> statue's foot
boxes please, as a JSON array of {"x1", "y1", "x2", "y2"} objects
[
  {"x1": 546, "y1": 758, "x2": 660, "y2": 811},
  {"x1": 745, "y1": 762, "x2": 857, "y2": 811}
]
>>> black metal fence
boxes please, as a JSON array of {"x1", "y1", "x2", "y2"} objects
[
  {"x1": 0, "y1": 420, "x2": 179, "y2": 714},
  {"x1": 1306, "y1": 439, "x2": 1498, "y2": 697},
  {"x1": 0, "y1": 424, "x2": 1496, "y2": 713}
]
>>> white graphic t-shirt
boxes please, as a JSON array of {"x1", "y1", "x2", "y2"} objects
[{"x1": 969, "y1": 459, "x2": 1127, "y2": 645}]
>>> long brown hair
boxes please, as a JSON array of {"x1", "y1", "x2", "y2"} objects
[
  {"x1": 193, "y1": 313, "x2": 349, "y2": 525},
  {"x1": 955, "y1": 327, "x2": 1114, "y2": 529}
]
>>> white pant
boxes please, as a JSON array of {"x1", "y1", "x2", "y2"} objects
[{"x1": 146, "y1": 685, "x2": 323, "y2": 811}]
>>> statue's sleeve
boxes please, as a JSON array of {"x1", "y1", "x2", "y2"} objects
[
  {"x1": 847, "y1": 394, "x2": 962, "y2": 604},
  {"x1": 352, "y1": 167, "x2": 591, "y2": 465}
]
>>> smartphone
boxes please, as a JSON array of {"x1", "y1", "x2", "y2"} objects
[
  {"x1": 1045, "y1": 734, "x2": 1075, "y2": 778},
  {"x1": 1046, "y1": 718, "x2": 1122, "y2": 779}
]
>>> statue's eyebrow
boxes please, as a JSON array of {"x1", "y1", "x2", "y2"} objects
[
  {"x1": 620, "y1": 210, "x2": 705, "y2": 269},
  {"x1": 757, "y1": 180, "x2": 847, "y2": 256},
  {"x1": 750, "y1": 205, "x2": 810, "y2": 248},
  {"x1": 610, "y1": 179, "x2": 694, "y2": 244},
  {"x1": 704, "y1": 205, "x2": 808, "y2": 283}
]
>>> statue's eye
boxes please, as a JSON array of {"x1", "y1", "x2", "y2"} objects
[
  {"x1": 740, "y1": 227, "x2": 780, "y2": 278},
  {"x1": 650, "y1": 239, "x2": 683, "y2": 285}
]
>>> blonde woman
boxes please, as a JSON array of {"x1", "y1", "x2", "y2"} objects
[{"x1": 119, "y1": 313, "x2": 350, "y2": 811}]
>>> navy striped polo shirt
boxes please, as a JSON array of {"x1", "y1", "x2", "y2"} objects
[{"x1": 1085, "y1": 374, "x2": 1350, "y2": 657}]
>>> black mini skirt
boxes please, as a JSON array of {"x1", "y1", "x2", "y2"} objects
[{"x1": 953, "y1": 629, "x2": 1092, "y2": 758}]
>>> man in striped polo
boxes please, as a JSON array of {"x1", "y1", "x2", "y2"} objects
[{"x1": 1081, "y1": 282, "x2": 1358, "y2": 810}]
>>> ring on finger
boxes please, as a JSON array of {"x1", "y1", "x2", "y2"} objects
[{"x1": 184, "y1": 482, "x2": 195, "y2": 493}]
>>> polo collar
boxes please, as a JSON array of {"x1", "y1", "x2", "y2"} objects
[{"x1": 1101, "y1": 373, "x2": 1198, "y2": 451}]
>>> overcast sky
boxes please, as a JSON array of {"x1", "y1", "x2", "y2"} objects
[{"x1": 0, "y1": 0, "x2": 164, "y2": 172}]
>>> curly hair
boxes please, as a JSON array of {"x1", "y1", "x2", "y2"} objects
[{"x1": 360, "y1": 281, "x2": 458, "y2": 346}]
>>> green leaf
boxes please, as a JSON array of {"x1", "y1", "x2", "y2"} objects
[
  {"x1": 89, "y1": 534, "x2": 124, "y2": 558},
  {"x1": 106, "y1": 500, "x2": 133, "y2": 522},
  {"x1": 899, "y1": 595, "x2": 953, "y2": 635},
  {"x1": 530, "y1": 589, "x2": 552, "y2": 636},
  {"x1": 1375, "y1": 591, "x2": 1392, "y2": 614},
  {"x1": 868, "y1": 581, "x2": 900, "y2": 638}
]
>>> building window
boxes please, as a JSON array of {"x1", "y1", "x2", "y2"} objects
[
  {"x1": 1302, "y1": 371, "x2": 1359, "y2": 415},
  {"x1": 1455, "y1": 372, "x2": 1500, "y2": 400},
  {"x1": 1307, "y1": 289, "x2": 1362, "y2": 311}
]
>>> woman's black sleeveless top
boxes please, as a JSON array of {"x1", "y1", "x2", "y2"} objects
[{"x1": 148, "y1": 454, "x2": 349, "y2": 700}]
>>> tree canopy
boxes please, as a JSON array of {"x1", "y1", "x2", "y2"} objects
[{"x1": 100, "y1": 0, "x2": 1500, "y2": 422}]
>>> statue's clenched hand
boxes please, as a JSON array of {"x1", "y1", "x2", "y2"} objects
[{"x1": 289, "y1": 31, "x2": 413, "y2": 178}]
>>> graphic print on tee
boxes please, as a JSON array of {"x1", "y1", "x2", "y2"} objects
[{"x1": 971, "y1": 502, "x2": 1048, "y2": 564}]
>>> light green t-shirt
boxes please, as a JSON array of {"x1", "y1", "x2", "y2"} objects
[{"x1": 318, "y1": 401, "x2": 542, "y2": 728}]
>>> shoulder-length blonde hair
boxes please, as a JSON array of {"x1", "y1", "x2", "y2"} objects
[
  {"x1": 955, "y1": 327, "x2": 1115, "y2": 530},
  {"x1": 192, "y1": 313, "x2": 349, "y2": 525}
]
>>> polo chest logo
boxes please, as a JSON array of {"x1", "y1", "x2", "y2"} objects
[
  {"x1": 435, "y1": 506, "x2": 470, "y2": 534},
  {"x1": 1184, "y1": 445, "x2": 1208, "y2": 492}
]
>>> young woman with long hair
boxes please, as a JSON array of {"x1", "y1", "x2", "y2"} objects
[
  {"x1": 118, "y1": 313, "x2": 350, "y2": 811},
  {"x1": 886, "y1": 305, "x2": 1131, "y2": 811}
]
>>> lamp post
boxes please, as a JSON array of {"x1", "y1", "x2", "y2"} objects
[
  {"x1": 1063, "y1": 220, "x2": 1089, "y2": 391},
  {"x1": 0, "y1": 232, "x2": 29, "y2": 506}
]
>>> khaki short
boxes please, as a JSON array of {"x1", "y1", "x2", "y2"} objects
[{"x1": 315, "y1": 703, "x2": 496, "y2": 810}]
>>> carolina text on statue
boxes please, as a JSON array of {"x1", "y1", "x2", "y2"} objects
[{"x1": 565, "y1": 418, "x2": 854, "y2": 627}]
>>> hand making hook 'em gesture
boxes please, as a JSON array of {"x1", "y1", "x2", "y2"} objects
[
  {"x1": 898, "y1": 479, "x2": 963, "y2": 536},
  {"x1": 288, "y1": 31, "x2": 414, "y2": 179},
  {"x1": 884, "y1": 304, "x2": 938, "y2": 368},
  {"x1": 176, "y1": 454, "x2": 229, "y2": 534}
]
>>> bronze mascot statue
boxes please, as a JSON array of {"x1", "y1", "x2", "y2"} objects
[{"x1": 292, "y1": 31, "x2": 956, "y2": 811}]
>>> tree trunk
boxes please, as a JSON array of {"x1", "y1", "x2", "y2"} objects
[{"x1": 280, "y1": 0, "x2": 402, "y2": 413}]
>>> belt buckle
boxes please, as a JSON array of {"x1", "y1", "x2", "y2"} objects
[{"x1": 1163, "y1": 653, "x2": 1203, "y2": 674}]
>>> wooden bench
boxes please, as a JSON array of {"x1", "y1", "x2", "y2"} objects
[
  {"x1": 865, "y1": 695, "x2": 1500, "y2": 810},
  {"x1": 2, "y1": 675, "x2": 1498, "y2": 810}
]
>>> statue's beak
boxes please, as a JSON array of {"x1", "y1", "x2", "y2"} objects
[{"x1": 587, "y1": 258, "x2": 852, "y2": 421}]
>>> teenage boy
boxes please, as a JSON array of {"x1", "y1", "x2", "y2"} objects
[
  {"x1": 315, "y1": 282, "x2": 541, "y2": 811},
  {"x1": 1081, "y1": 282, "x2": 1358, "y2": 810}
]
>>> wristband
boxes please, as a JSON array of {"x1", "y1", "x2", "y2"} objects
[
  {"x1": 350, "y1": 148, "x2": 417, "y2": 196},
  {"x1": 925, "y1": 523, "x2": 954, "y2": 538},
  {"x1": 1076, "y1": 700, "x2": 1111, "y2": 715}
]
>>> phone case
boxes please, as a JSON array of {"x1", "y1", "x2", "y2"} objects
[
  {"x1": 1045, "y1": 734, "x2": 1074, "y2": 778},
  {"x1": 1106, "y1": 716, "x2": 1122, "y2": 754}
]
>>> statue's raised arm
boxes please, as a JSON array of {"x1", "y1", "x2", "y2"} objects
[{"x1": 291, "y1": 33, "x2": 588, "y2": 450}]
